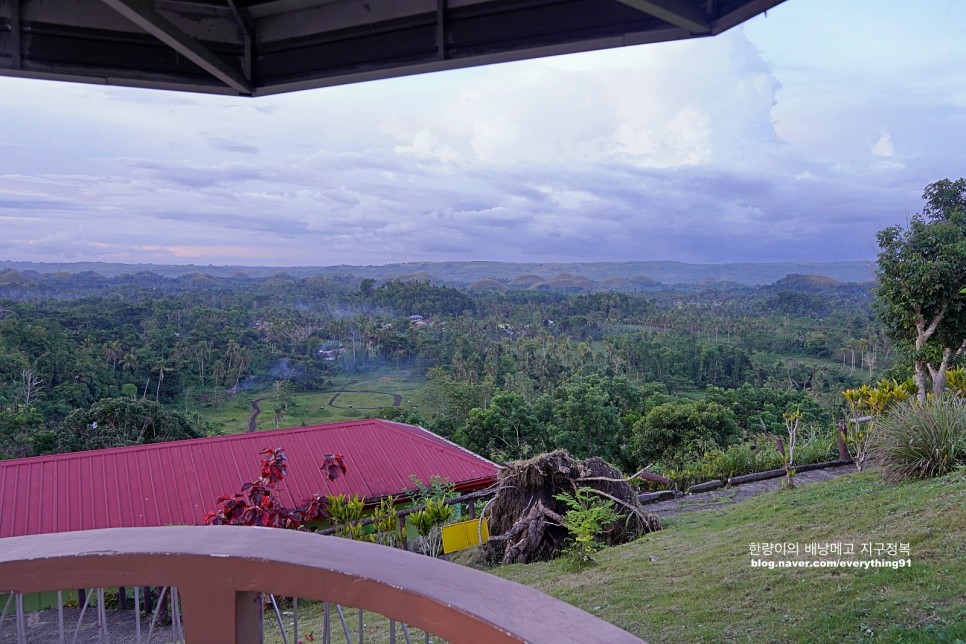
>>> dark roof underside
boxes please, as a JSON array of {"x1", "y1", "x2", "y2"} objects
[{"x1": 0, "y1": 0, "x2": 784, "y2": 96}]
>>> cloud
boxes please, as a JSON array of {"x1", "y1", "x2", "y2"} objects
[
  {"x1": 872, "y1": 133, "x2": 895, "y2": 158},
  {"x1": 208, "y1": 138, "x2": 260, "y2": 155},
  {"x1": 121, "y1": 159, "x2": 268, "y2": 188},
  {"x1": 379, "y1": 30, "x2": 782, "y2": 172},
  {"x1": 0, "y1": 1, "x2": 963, "y2": 267},
  {"x1": 393, "y1": 129, "x2": 461, "y2": 163},
  {"x1": 0, "y1": 194, "x2": 79, "y2": 212}
]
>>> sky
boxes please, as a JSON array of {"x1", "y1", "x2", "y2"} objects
[{"x1": 1, "y1": 0, "x2": 965, "y2": 268}]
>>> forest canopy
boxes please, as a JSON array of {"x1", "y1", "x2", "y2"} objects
[{"x1": 1, "y1": 266, "x2": 882, "y2": 466}]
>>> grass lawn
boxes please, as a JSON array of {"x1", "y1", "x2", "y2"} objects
[
  {"x1": 192, "y1": 370, "x2": 428, "y2": 433},
  {"x1": 487, "y1": 468, "x2": 966, "y2": 643},
  {"x1": 263, "y1": 604, "x2": 445, "y2": 644}
]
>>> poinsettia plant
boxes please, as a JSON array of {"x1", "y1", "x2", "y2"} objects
[{"x1": 202, "y1": 447, "x2": 347, "y2": 528}]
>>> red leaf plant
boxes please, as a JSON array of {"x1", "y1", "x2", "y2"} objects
[
  {"x1": 321, "y1": 453, "x2": 347, "y2": 481},
  {"x1": 202, "y1": 447, "x2": 346, "y2": 528}
]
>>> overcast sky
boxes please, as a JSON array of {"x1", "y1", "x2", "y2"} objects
[{"x1": 2, "y1": 0, "x2": 965, "y2": 267}]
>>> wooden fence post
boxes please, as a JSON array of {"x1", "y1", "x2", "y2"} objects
[{"x1": 836, "y1": 420, "x2": 850, "y2": 461}]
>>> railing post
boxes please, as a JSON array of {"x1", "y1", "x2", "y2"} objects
[{"x1": 179, "y1": 585, "x2": 262, "y2": 644}]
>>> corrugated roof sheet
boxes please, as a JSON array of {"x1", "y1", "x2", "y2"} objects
[{"x1": 0, "y1": 419, "x2": 500, "y2": 538}]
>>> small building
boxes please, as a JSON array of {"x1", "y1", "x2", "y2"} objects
[{"x1": 318, "y1": 347, "x2": 345, "y2": 360}]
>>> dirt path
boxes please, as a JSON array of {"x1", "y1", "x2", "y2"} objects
[
  {"x1": 645, "y1": 463, "x2": 857, "y2": 520},
  {"x1": 247, "y1": 397, "x2": 267, "y2": 433}
]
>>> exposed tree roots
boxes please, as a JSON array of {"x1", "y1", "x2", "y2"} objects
[{"x1": 483, "y1": 450, "x2": 662, "y2": 564}]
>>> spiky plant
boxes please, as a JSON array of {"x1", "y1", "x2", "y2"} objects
[{"x1": 874, "y1": 396, "x2": 966, "y2": 482}]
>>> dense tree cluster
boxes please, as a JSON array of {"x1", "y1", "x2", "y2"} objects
[{"x1": 2, "y1": 267, "x2": 884, "y2": 462}]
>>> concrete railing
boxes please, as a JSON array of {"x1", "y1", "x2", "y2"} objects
[{"x1": 0, "y1": 526, "x2": 645, "y2": 643}]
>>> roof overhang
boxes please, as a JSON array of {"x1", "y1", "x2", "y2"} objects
[{"x1": 0, "y1": 0, "x2": 785, "y2": 97}]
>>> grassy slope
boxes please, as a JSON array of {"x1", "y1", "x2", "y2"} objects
[{"x1": 492, "y1": 470, "x2": 966, "y2": 643}]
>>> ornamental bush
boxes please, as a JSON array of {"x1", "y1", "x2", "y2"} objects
[{"x1": 874, "y1": 397, "x2": 966, "y2": 482}]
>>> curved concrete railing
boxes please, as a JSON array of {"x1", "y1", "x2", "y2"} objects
[{"x1": 0, "y1": 526, "x2": 645, "y2": 643}]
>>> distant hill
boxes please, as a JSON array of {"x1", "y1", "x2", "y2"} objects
[
  {"x1": 772, "y1": 273, "x2": 846, "y2": 291},
  {"x1": 510, "y1": 274, "x2": 545, "y2": 288},
  {"x1": 629, "y1": 274, "x2": 662, "y2": 286},
  {"x1": 599, "y1": 277, "x2": 635, "y2": 291},
  {"x1": 0, "y1": 269, "x2": 33, "y2": 285},
  {"x1": 0, "y1": 259, "x2": 875, "y2": 287},
  {"x1": 467, "y1": 278, "x2": 508, "y2": 292},
  {"x1": 386, "y1": 271, "x2": 434, "y2": 283}
]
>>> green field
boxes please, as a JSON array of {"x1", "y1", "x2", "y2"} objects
[
  {"x1": 487, "y1": 469, "x2": 966, "y2": 643},
  {"x1": 192, "y1": 370, "x2": 428, "y2": 434}
]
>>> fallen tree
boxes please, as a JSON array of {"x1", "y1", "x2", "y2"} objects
[{"x1": 483, "y1": 450, "x2": 662, "y2": 564}]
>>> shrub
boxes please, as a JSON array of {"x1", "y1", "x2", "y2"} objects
[
  {"x1": 371, "y1": 496, "x2": 400, "y2": 547},
  {"x1": 631, "y1": 400, "x2": 739, "y2": 465},
  {"x1": 842, "y1": 379, "x2": 916, "y2": 470},
  {"x1": 947, "y1": 367, "x2": 966, "y2": 397},
  {"x1": 657, "y1": 426, "x2": 837, "y2": 489},
  {"x1": 327, "y1": 493, "x2": 367, "y2": 539},
  {"x1": 407, "y1": 498, "x2": 454, "y2": 557},
  {"x1": 554, "y1": 487, "x2": 620, "y2": 565},
  {"x1": 711, "y1": 439, "x2": 774, "y2": 480},
  {"x1": 795, "y1": 426, "x2": 836, "y2": 465},
  {"x1": 874, "y1": 397, "x2": 966, "y2": 482},
  {"x1": 668, "y1": 464, "x2": 714, "y2": 491}
]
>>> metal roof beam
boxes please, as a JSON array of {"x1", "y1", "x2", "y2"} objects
[
  {"x1": 9, "y1": 0, "x2": 22, "y2": 69},
  {"x1": 226, "y1": 0, "x2": 254, "y2": 83},
  {"x1": 99, "y1": 0, "x2": 251, "y2": 95},
  {"x1": 436, "y1": 0, "x2": 446, "y2": 60},
  {"x1": 614, "y1": 0, "x2": 711, "y2": 34}
]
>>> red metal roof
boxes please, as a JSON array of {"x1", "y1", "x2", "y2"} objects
[{"x1": 0, "y1": 419, "x2": 499, "y2": 539}]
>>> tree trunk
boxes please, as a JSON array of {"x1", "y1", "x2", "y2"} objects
[
  {"x1": 914, "y1": 360, "x2": 929, "y2": 402},
  {"x1": 914, "y1": 311, "x2": 947, "y2": 401},
  {"x1": 927, "y1": 347, "x2": 955, "y2": 396}
]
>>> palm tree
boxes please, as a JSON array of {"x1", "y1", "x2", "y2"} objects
[
  {"x1": 153, "y1": 359, "x2": 171, "y2": 402},
  {"x1": 103, "y1": 341, "x2": 124, "y2": 377},
  {"x1": 192, "y1": 340, "x2": 212, "y2": 388},
  {"x1": 121, "y1": 352, "x2": 139, "y2": 373}
]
